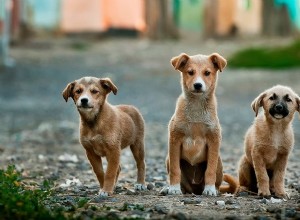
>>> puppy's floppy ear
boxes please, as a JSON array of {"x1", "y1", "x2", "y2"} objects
[
  {"x1": 62, "y1": 82, "x2": 75, "y2": 102},
  {"x1": 171, "y1": 53, "x2": 190, "y2": 71},
  {"x1": 251, "y1": 92, "x2": 266, "y2": 117},
  {"x1": 209, "y1": 53, "x2": 227, "y2": 72},
  {"x1": 100, "y1": 78, "x2": 118, "y2": 95},
  {"x1": 296, "y1": 96, "x2": 300, "y2": 116}
]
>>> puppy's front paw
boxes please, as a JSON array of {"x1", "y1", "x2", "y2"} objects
[
  {"x1": 203, "y1": 185, "x2": 218, "y2": 196},
  {"x1": 258, "y1": 189, "x2": 271, "y2": 197},
  {"x1": 274, "y1": 190, "x2": 289, "y2": 199},
  {"x1": 98, "y1": 190, "x2": 110, "y2": 197},
  {"x1": 168, "y1": 184, "x2": 182, "y2": 195},
  {"x1": 134, "y1": 183, "x2": 147, "y2": 191}
]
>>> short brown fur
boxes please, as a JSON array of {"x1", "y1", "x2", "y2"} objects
[
  {"x1": 62, "y1": 77, "x2": 146, "y2": 196},
  {"x1": 165, "y1": 52, "x2": 236, "y2": 195},
  {"x1": 238, "y1": 85, "x2": 300, "y2": 198}
]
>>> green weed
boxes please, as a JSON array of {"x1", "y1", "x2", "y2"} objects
[
  {"x1": 0, "y1": 165, "x2": 66, "y2": 220},
  {"x1": 229, "y1": 39, "x2": 300, "y2": 69}
]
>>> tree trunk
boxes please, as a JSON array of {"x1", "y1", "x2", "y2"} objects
[{"x1": 145, "y1": 0, "x2": 178, "y2": 39}]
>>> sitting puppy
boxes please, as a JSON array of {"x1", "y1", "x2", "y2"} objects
[
  {"x1": 62, "y1": 77, "x2": 146, "y2": 197},
  {"x1": 163, "y1": 52, "x2": 237, "y2": 196},
  {"x1": 238, "y1": 85, "x2": 300, "y2": 198}
]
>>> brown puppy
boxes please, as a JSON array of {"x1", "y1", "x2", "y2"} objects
[
  {"x1": 164, "y1": 52, "x2": 235, "y2": 196},
  {"x1": 238, "y1": 85, "x2": 300, "y2": 198},
  {"x1": 62, "y1": 77, "x2": 146, "y2": 197}
]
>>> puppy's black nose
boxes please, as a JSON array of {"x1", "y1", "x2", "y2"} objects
[
  {"x1": 81, "y1": 98, "x2": 89, "y2": 105},
  {"x1": 275, "y1": 104, "x2": 283, "y2": 111},
  {"x1": 194, "y1": 83, "x2": 202, "y2": 90}
]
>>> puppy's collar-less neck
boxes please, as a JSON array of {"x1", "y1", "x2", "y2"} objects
[{"x1": 182, "y1": 94, "x2": 216, "y2": 125}]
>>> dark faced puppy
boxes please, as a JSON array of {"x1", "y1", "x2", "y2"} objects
[
  {"x1": 62, "y1": 77, "x2": 146, "y2": 197},
  {"x1": 238, "y1": 85, "x2": 300, "y2": 198}
]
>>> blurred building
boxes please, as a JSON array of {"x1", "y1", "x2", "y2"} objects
[{"x1": 1, "y1": 0, "x2": 300, "y2": 39}]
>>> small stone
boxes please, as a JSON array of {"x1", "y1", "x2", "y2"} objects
[
  {"x1": 126, "y1": 189, "x2": 137, "y2": 195},
  {"x1": 266, "y1": 207, "x2": 280, "y2": 213},
  {"x1": 215, "y1": 200, "x2": 225, "y2": 206},
  {"x1": 225, "y1": 199, "x2": 237, "y2": 205},
  {"x1": 237, "y1": 191, "x2": 249, "y2": 197},
  {"x1": 226, "y1": 205, "x2": 240, "y2": 210},
  {"x1": 152, "y1": 176, "x2": 165, "y2": 181},
  {"x1": 270, "y1": 197, "x2": 282, "y2": 203},
  {"x1": 284, "y1": 208, "x2": 296, "y2": 218},
  {"x1": 114, "y1": 185, "x2": 124, "y2": 194},
  {"x1": 260, "y1": 198, "x2": 267, "y2": 204},
  {"x1": 147, "y1": 183, "x2": 154, "y2": 190},
  {"x1": 154, "y1": 205, "x2": 169, "y2": 214},
  {"x1": 159, "y1": 187, "x2": 169, "y2": 196},
  {"x1": 168, "y1": 211, "x2": 187, "y2": 220},
  {"x1": 180, "y1": 198, "x2": 202, "y2": 205},
  {"x1": 155, "y1": 182, "x2": 166, "y2": 188}
]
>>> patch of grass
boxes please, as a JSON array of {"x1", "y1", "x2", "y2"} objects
[
  {"x1": 0, "y1": 165, "x2": 66, "y2": 219},
  {"x1": 229, "y1": 39, "x2": 300, "y2": 69},
  {"x1": 119, "y1": 202, "x2": 145, "y2": 212},
  {"x1": 70, "y1": 41, "x2": 90, "y2": 51}
]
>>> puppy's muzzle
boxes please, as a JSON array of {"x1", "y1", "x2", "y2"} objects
[
  {"x1": 269, "y1": 102, "x2": 289, "y2": 119},
  {"x1": 78, "y1": 97, "x2": 93, "y2": 109}
]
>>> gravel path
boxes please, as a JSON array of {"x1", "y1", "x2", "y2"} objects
[{"x1": 0, "y1": 37, "x2": 300, "y2": 219}]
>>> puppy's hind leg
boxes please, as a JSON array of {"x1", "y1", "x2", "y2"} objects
[
  {"x1": 130, "y1": 140, "x2": 146, "y2": 190},
  {"x1": 238, "y1": 155, "x2": 257, "y2": 194}
]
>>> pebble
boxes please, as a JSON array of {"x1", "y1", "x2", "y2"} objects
[
  {"x1": 237, "y1": 191, "x2": 249, "y2": 197},
  {"x1": 147, "y1": 183, "x2": 154, "y2": 190},
  {"x1": 225, "y1": 199, "x2": 237, "y2": 205},
  {"x1": 155, "y1": 181, "x2": 166, "y2": 188},
  {"x1": 159, "y1": 187, "x2": 169, "y2": 196},
  {"x1": 180, "y1": 198, "x2": 202, "y2": 205},
  {"x1": 126, "y1": 189, "x2": 138, "y2": 195},
  {"x1": 168, "y1": 211, "x2": 187, "y2": 220},
  {"x1": 215, "y1": 200, "x2": 226, "y2": 206},
  {"x1": 154, "y1": 205, "x2": 169, "y2": 214},
  {"x1": 284, "y1": 208, "x2": 297, "y2": 218}
]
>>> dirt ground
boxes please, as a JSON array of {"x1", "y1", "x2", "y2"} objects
[{"x1": 0, "y1": 36, "x2": 300, "y2": 219}]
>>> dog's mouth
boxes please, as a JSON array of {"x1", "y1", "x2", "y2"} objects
[
  {"x1": 77, "y1": 105, "x2": 94, "y2": 110},
  {"x1": 269, "y1": 106, "x2": 289, "y2": 120},
  {"x1": 192, "y1": 89, "x2": 204, "y2": 95},
  {"x1": 272, "y1": 114, "x2": 285, "y2": 119}
]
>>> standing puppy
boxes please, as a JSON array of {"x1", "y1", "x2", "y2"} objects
[
  {"x1": 62, "y1": 77, "x2": 146, "y2": 197},
  {"x1": 164, "y1": 52, "x2": 230, "y2": 196},
  {"x1": 238, "y1": 85, "x2": 300, "y2": 198}
]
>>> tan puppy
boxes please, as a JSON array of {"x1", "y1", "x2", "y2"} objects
[
  {"x1": 62, "y1": 77, "x2": 146, "y2": 197},
  {"x1": 238, "y1": 85, "x2": 300, "y2": 198},
  {"x1": 163, "y1": 52, "x2": 236, "y2": 196}
]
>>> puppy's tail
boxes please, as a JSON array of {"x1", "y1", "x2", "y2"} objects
[{"x1": 219, "y1": 173, "x2": 239, "y2": 194}]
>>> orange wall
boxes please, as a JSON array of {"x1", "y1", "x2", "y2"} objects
[{"x1": 61, "y1": 0, "x2": 145, "y2": 33}]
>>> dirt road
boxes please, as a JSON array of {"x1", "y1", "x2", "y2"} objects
[{"x1": 0, "y1": 37, "x2": 299, "y2": 219}]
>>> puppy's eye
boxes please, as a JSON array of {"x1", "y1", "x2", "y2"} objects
[
  {"x1": 204, "y1": 71, "x2": 210, "y2": 76},
  {"x1": 75, "y1": 89, "x2": 82, "y2": 94},
  {"x1": 286, "y1": 97, "x2": 292, "y2": 102},
  {"x1": 187, "y1": 70, "x2": 194, "y2": 76},
  {"x1": 269, "y1": 94, "x2": 277, "y2": 100},
  {"x1": 91, "y1": 90, "x2": 99, "y2": 94}
]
